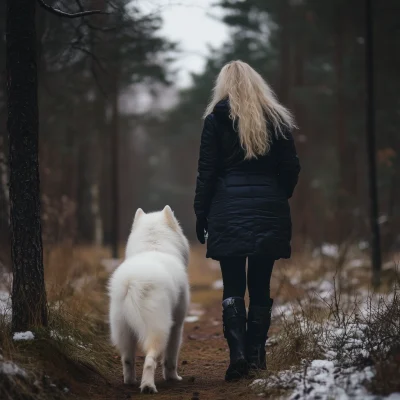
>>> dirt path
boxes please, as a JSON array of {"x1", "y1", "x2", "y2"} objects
[{"x1": 88, "y1": 295, "x2": 259, "y2": 400}]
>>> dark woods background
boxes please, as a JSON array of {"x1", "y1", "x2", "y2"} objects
[{"x1": 0, "y1": 0, "x2": 399, "y2": 263}]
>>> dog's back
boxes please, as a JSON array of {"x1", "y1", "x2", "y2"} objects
[
  {"x1": 109, "y1": 251, "x2": 188, "y2": 351},
  {"x1": 108, "y1": 206, "x2": 190, "y2": 393}
]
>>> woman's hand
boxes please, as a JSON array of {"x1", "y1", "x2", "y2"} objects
[{"x1": 196, "y1": 217, "x2": 208, "y2": 244}]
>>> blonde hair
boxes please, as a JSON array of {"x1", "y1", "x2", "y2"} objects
[{"x1": 204, "y1": 60, "x2": 296, "y2": 159}]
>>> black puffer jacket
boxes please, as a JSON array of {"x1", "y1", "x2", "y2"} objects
[{"x1": 194, "y1": 99, "x2": 300, "y2": 260}]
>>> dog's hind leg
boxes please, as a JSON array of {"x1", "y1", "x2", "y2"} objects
[
  {"x1": 118, "y1": 324, "x2": 137, "y2": 385},
  {"x1": 140, "y1": 333, "x2": 168, "y2": 394},
  {"x1": 163, "y1": 322, "x2": 184, "y2": 381},
  {"x1": 163, "y1": 287, "x2": 189, "y2": 381}
]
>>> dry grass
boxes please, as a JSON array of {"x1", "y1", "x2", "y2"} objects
[
  {"x1": 252, "y1": 252, "x2": 400, "y2": 399},
  {"x1": 1, "y1": 244, "x2": 115, "y2": 400},
  {"x1": 0, "y1": 243, "x2": 223, "y2": 400},
  {"x1": 1, "y1": 243, "x2": 399, "y2": 399},
  {"x1": 364, "y1": 288, "x2": 400, "y2": 396}
]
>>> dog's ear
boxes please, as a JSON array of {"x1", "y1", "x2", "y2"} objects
[
  {"x1": 133, "y1": 208, "x2": 145, "y2": 225},
  {"x1": 163, "y1": 205, "x2": 178, "y2": 230}
]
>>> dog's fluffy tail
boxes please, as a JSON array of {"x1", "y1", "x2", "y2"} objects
[{"x1": 109, "y1": 267, "x2": 173, "y2": 354}]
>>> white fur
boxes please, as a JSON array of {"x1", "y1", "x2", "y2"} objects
[{"x1": 108, "y1": 206, "x2": 190, "y2": 394}]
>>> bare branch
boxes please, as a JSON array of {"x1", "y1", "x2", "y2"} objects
[
  {"x1": 37, "y1": 0, "x2": 108, "y2": 19},
  {"x1": 74, "y1": 0, "x2": 116, "y2": 31}
]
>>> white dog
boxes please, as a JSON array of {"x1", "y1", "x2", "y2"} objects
[{"x1": 108, "y1": 206, "x2": 190, "y2": 394}]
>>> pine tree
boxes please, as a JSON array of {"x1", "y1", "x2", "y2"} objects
[{"x1": 6, "y1": 0, "x2": 47, "y2": 331}]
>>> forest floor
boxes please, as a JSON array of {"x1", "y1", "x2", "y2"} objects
[
  {"x1": 69, "y1": 250, "x2": 260, "y2": 400},
  {"x1": 1, "y1": 245, "x2": 400, "y2": 400}
]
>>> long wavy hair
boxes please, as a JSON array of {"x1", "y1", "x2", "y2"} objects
[{"x1": 204, "y1": 60, "x2": 296, "y2": 159}]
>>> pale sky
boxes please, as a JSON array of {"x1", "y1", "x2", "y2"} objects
[{"x1": 137, "y1": 0, "x2": 229, "y2": 88}]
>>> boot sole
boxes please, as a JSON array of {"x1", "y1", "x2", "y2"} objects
[{"x1": 225, "y1": 359, "x2": 249, "y2": 382}]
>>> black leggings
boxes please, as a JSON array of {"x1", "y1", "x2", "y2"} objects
[{"x1": 219, "y1": 257, "x2": 274, "y2": 307}]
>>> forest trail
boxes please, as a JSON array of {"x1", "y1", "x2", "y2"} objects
[
  {"x1": 80, "y1": 253, "x2": 261, "y2": 400},
  {"x1": 90, "y1": 295, "x2": 260, "y2": 400}
]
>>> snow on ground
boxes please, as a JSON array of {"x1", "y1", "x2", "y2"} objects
[
  {"x1": 185, "y1": 316, "x2": 200, "y2": 323},
  {"x1": 348, "y1": 259, "x2": 364, "y2": 268},
  {"x1": 13, "y1": 331, "x2": 35, "y2": 341},
  {"x1": 253, "y1": 256, "x2": 399, "y2": 400},
  {"x1": 0, "y1": 359, "x2": 28, "y2": 378},
  {"x1": 185, "y1": 302, "x2": 205, "y2": 323},
  {"x1": 386, "y1": 395, "x2": 400, "y2": 400},
  {"x1": 0, "y1": 290, "x2": 11, "y2": 317},
  {"x1": 212, "y1": 279, "x2": 223, "y2": 290},
  {"x1": 50, "y1": 330, "x2": 91, "y2": 350},
  {"x1": 321, "y1": 243, "x2": 340, "y2": 258},
  {"x1": 0, "y1": 271, "x2": 12, "y2": 319},
  {"x1": 254, "y1": 295, "x2": 398, "y2": 399}
]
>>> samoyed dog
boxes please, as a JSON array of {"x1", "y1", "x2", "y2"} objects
[{"x1": 108, "y1": 206, "x2": 190, "y2": 393}]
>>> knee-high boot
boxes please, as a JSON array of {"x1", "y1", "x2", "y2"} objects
[
  {"x1": 246, "y1": 298, "x2": 273, "y2": 371},
  {"x1": 222, "y1": 297, "x2": 248, "y2": 381}
]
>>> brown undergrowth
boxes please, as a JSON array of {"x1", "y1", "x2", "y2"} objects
[
  {"x1": 1, "y1": 245, "x2": 399, "y2": 399},
  {"x1": 0, "y1": 245, "x2": 252, "y2": 400}
]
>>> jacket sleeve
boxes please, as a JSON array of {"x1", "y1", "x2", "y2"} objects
[
  {"x1": 276, "y1": 128, "x2": 301, "y2": 199},
  {"x1": 194, "y1": 114, "x2": 218, "y2": 218}
]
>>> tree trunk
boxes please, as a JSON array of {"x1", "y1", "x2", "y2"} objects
[
  {"x1": 279, "y1": 0, "x2": 291, "y2": 105},
  {"x1": 334, "y1": 6, "x2": 355, "y2": 243},
  {"x1": 110, "y1": 68, "x2": 120, "y2": 258},
  {"x1": 6, "y1": 0, "x2": 48, "y2": 331},
  {"x1": 365, "y1": 0, "x2": 381, "y2": 286}
]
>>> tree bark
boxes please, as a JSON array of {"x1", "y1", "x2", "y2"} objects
[
  {"x1": 365, "y1": 0, "x2": 381, "y2": 286},
  {"x1": 334, "y1": 6, "x2": 356, "y2": 243},
  {"x1": 6, "y1": 0, "x2": 48, "y2": 331},
  {"x1": 279, "y1": 0, "x2": 291, "y2": 105},
  {"x1": 110, "y1": 64, "x2": 120, "y2": 259}
]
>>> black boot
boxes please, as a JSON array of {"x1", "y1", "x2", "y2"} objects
[
  {"x1": 222, "y1": 297, "x2": 248, "y2": 381},
  {"x1": 246, "y1": 298, "x2": 274, "y2": 371}
]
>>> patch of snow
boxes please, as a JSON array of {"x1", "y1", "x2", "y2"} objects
[
  {"x1": 212, "y1": 279, "x2": 223, "y2": 290},
  {"x1": 190, "y1": 309, "x2": 204, "y2": 316},
  {"x1": 321, "y1": 243, "x2": 339, "y2": 258},
  {"x1": 189, "y1": 303, "x2": 204, "y2": 316},
  {"x1": 358, "y1": 241, "x2": 369, "y2": 250},
  {"x1": 253, "y1": 286, "x2": 400, "y2": 400},
  {"x1": 50, "y1": 330, "x2": 89, "y2": 350},
  {"x1": 0, "y1": 290, "x2": 11, "y2": 317},
  {"x1": 185, "y1": 316, "x2": 199, "y2": 323},
  {"x1": 0, "y1": 360, "x2": 28, "y2": 378},
  {"x1": 51, "y1": 301, "x2": 62, "y2": 311},
  {"x1": 317, "y1": 280, "x2": 334, "y2": 299},
  {"x1": 13, "y1": 331, "x2": 35, "y2": 341},
  {"x1": 387, "y1": 394, "x2": 400, "y2": 400},
  {"x1": 348, "y1": 259, "x2": 364, "y2": 268},
  {"x1": 266, "y1": 336, "x2": 278, "y2": 347},
  {"x1": 287, "y1": 361, "x2": 375, "y2": 400},
  {"x1": 252, "y1": 362, "x2": 379, "y2": 400}
]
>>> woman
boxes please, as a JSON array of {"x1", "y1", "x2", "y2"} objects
[{"x1": 194, "y1": 61, "x2": 300, "y2": 381}]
